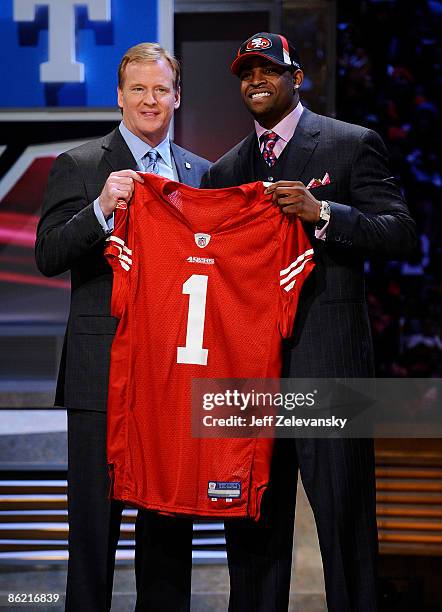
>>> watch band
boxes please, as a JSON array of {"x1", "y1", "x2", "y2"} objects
[{"x1": 316, "y1": 200, "x2": 331, "y2": 230}]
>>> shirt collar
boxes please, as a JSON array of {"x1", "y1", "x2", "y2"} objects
[
  {"x1": 254, "y1": 101, "x2": 304, "y2": 144},
  {"x1": 119, "y1": 121, "x2": 173, "y2": 168}
]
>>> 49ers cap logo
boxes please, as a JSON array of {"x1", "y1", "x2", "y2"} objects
[
  {"x1": 231, "y1": 32, "x2": 301, "y2": 76},
  {"x1": 246, "y1": 37, "x2": 272, "y2": 51}
]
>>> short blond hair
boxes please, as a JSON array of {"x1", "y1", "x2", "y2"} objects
[{"x1": 118, "y1": 42, "x2": 181, "y2": 90}]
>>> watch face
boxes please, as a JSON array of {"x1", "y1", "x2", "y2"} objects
[
  {"x1": 316, "y1": 201, "x2": 330, "y2": 231},
  {"x1": 320, "y1": 201, "x2": 331, "y2": 220}
]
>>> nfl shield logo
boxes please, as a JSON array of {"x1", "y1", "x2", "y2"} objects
[{"x1": 195, "y1": 233, "x2": 211, "y2": 248}]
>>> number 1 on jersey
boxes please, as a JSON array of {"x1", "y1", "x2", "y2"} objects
[{"x1": 177, "y1": 274, "x2": 209, "y2": 366}]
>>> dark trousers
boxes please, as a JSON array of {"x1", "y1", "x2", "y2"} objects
[
  {"x1": 225, "y1": 438, "x2": 379, "y2": 612},
  {"x1": 66, "y1": 409, "x2": 193, "y2": 612}
]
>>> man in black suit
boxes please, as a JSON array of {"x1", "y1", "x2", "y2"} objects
[
  {"x1": 36, "y1": 43, "x2": 210, "y2": 612},
  {"x1": 201, "y1": 33, "x2": 416, "y2": 612}
]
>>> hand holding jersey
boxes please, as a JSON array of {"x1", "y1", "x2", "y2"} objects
[
  {"x1": 265, "y1": 180, "x2": 322, "y2": 221},
  {"x1": 98, "y1": 169, "x2": 144, "y2": 218}
]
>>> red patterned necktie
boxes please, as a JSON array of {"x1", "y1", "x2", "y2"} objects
[{"x1": 261, "y1": 131, "x2": 279, "y2": 167}]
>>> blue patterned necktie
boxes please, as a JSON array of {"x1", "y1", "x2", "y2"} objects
[
  {"x1": 143, "y1": 149, "x2": 159, "y2": 174},
  {"x1": 260, "y1": 131, "x2": 279, "y2": 167}
]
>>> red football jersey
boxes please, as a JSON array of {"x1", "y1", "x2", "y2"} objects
[{"x1": 105, "y1": 175, "x2": 314, "y2": 520}]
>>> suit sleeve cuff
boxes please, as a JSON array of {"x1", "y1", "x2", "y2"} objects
[
  {"x1": 314, "y1": 219, "x2": 329, "y2": 241},
  {"x1": 93, "y1": 198, "x2": 114, "y2": 233},
  {"x1": 325, "y1": 201, "x2": 358, "y2": 247}
]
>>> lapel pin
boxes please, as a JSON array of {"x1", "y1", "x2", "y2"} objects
[{"x1": 185, "y1": 162, "x2": 191, "y2": 169}]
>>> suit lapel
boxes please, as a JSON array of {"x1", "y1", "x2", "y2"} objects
[
  {"x1": 283, "y1": 108, "x2": 321, "y2": 180},
  {"x1": 102, "y1": 128, "x2": 137, "y2": 172},
  {"x1": 235, "y1": 110, "x2": 321, "y2": 185},
  {"x1": 236, "y1": 133, "x2": 256, "y2": 184},
  {"x1": 171, "y1": 142, "x2": 200, "y2": 187}
]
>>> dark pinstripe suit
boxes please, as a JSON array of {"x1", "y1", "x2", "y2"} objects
[
  {"x1": 36, "y1": 128, "x2": 210, "y2": 611},
  {"x1": 201, "y1": 108, "x2": 416, "y2": 612}
]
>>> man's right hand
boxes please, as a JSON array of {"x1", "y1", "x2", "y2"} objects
[{"x1": 98, "y1": 170, "x2": 144, "y2": 218}]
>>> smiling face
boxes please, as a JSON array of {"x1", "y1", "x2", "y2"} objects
[
  {"x1": 239, "y1": 57, "x2": 303, "y2": 128},
  {"x1": 117, "y1": 59, "x2": 180, "y2": 147}
]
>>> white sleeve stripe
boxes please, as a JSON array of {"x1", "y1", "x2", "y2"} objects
[
  {"x1": 119, "y1": 254, "x2": 132, "y2": 265},
  {"x1": 283, "y1": 279, "x2": 297, "y2": 292},
  {"x1": 107, "y1": 235, "x2": 132, "y2": 255},
  {"x1": 106, "y1": 236, "x2": 133, "y2": 271},
  {"x1": 280, "y1": 248, "x2": 314, "y2": 276},
  {"x1": 280, "y1": 257, "x2": 313, "y2": 286},
  {"x1": 107, "y1": 235, "x2": 124, "y2": 246}
]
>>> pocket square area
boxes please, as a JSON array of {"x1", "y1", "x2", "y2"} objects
[{"x1": 307, "y1": 172, "x2": 331, "y2": 189}]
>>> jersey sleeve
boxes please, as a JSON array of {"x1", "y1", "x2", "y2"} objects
[
  {"x1": 103, "y1": 201, "x2": 133, "y2": 320},
  {"x1": 278, "y1": 217, "x2": 315, "y2": 338}
]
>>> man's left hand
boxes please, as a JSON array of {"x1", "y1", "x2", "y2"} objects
[{"x1": 264, "y1": 181, "x2": 321, "y2": 223}]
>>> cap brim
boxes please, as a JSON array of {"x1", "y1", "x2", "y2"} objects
[{"x1": 230, "y1": 52, "x2": 291, "y2": 76}]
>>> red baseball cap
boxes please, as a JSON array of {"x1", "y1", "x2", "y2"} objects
[{"x1": 231, "y1": 32, "x2": 301, "y2": 76}]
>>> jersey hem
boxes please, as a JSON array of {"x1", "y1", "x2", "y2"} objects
[{"x1": 111, "y1": 488, "x2": 269, "y2": 521}]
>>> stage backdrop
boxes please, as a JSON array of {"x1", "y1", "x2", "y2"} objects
[{"x1": 0, "y1": 0, "x2": 172, "y2": 384}]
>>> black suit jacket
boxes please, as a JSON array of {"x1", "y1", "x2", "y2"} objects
[
  {"x1": 36, "y1": 128, "x2": 211, "y2": 410},
  {"x1": 201, "y1": 108, "x2": 417, "y2": 377}
]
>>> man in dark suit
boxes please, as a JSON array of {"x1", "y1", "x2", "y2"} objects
[
  {"x1": 201, "y1": 33, "x2": 416, "y2": 612},
  {"x1": 35, "y1": 43, "x2": 210, "y2": 612}
]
